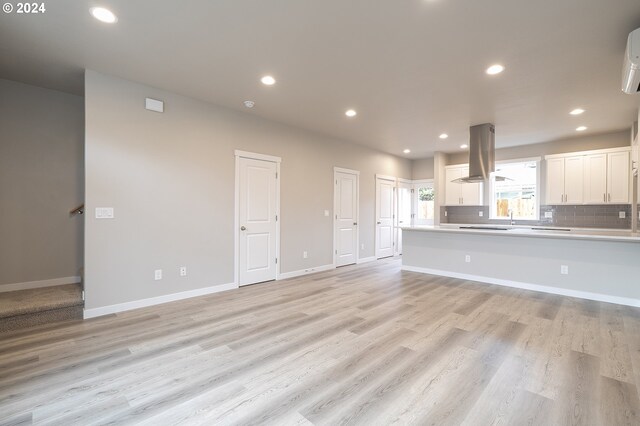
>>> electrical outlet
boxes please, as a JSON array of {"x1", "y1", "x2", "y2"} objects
[
  {"x1": 324, "y1": 210, "x2": 329, "y2": 217},
  {"x1": 303, "y1": 251, "x2": 308, "y2": 259},
  {"x1": 478, "y1": 211, "x2": 483, "y2": 217},
  {"x1": 445, "y1": 210, "x2": 448, "y2": 217},
  {"x1": 154, "y1": 269, "x2": 162, "y2": 280},
  {"x1": 544, "y1": 211, "x2": 553, "y2": 218},
  {"x1": 465, "y1": 255, "x2": 471, "y2": 263},
  {"x1": 179, "y1": 266, "x2": 187, "y2": 277},
  {"x1": 560, "y1": 265, "x2": 569, "y2": 275},
  {"x1": 619, "y1": 211, "x2": 626, "y2": 219}
]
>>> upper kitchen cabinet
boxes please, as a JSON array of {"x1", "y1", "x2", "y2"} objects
[
  {"x1": 546, "y1": 156, "x2": 584, "y2": 204},
  {"x1": 607, "y1": 151, "x2": 630, "y2": 203},
  {"x1": 444, "y1": 165, "x2": 483, "y2": 206},
  {"x1": 545, "y1": 147, "x2": 630, "y2": 205}
]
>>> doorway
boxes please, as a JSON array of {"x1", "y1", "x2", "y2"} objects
[
  {"x1": 395, "y1": 179, "x2": 412, "y2": 255},
  {"x1": 375, "y1": 175, "x2": 396, "y2": 259},
  {"x1": 334, "y1": 168, "x2": 359, "y2": 267},
  {"x1": 235, "y1": 151, "x2": 281, "y2": 286}
]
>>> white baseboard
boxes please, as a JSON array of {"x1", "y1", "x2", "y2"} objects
[
  {"x1": 83, "y1": 282, "x2": 237, "y2": 319},
  {"x1": 402, "y1": 265, "x2": 640, "y2": 308},
  {"x1": 278, "y1": 264, "x2": 335, "y2": 280},
  {"x1": 0, "y1": 276, "x2": 81, "y2": 293},
  {"x1": 357, "y1": 256, "x2": 376, "y2": 264}
]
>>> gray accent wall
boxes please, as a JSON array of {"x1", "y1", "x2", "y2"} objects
[
  {"x1": 84, "y1": 71, "x2": 412, "y2": 310},
  {"x1": 0, "y1": 79, "x2": 84, "y2": 287}
]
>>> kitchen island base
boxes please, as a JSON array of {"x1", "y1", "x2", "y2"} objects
[{"x1": 402, "y1": 228, "x2": 640, "y2": 307}]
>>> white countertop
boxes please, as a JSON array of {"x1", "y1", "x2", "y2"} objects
[{"x1": 401, "y1": 224, "x2": 640, "y2": 243}]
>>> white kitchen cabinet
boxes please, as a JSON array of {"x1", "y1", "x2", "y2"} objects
[
  {"x1": 546, "y1": 158, "x2": 565, "y2": 204},
  {"x1": 584, "y1": 154, "x2": 608, "y2": 203},
  {"x1": 607, "y1": 150, "x2": 630, "y2": 203},
  {"x1": 545, "y1": 155, "x2": 583, "y2": 204},
  {"x1": 545, "y1": 147, "x2": 630, "y2": 205},
  {"x1": 445, "y1": 167, "x2": 463, "y2": 206},
  {"x1": 564, "y1": 156, "x2": 584, "y2": 204},
  {"x1": 444, "y1": 165, "x2": 483, "y2": 206}
]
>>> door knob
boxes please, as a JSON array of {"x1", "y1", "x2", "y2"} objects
[
  {"x1": 240, "y1": 226, "x2": 246, "y2": 231},
  {"x1": 353, "y1": 222, "x2": 358, "y2": 225},
  {"x1": 377, "y1": 221, "x2": 381, "y2": 224}
]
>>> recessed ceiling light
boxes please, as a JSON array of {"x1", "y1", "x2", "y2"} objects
[
  {"x1": 460, "y1": 144, "x2": 468, "y2": 149},
  {"x1": 576, "y1": 126, "x2": 587, "y2": 132},
  {"x1": 345, "y1": 109, "x2": 357, "y2": 117},
  {"x1": 243, "y1": 100, "x2": 255, "y2": 108},
  {"x1": 439, "y1": 133, "x2": 448, "y2": 139},
  {"x1": 403, "y1": 149, "x2": 411, "y2": 154},
  {"x1": 570, "y1": 108, "x2": 585, "y2": 115},
  {"x1": 90, "y1": 7, "x2": 117, "y2": 23},
  {"x1": 261, "y1": 76, "x2": 276, "y2": 86},
  {"x1": 486, "y1": 64, "x2": 505, "y2": 75}
]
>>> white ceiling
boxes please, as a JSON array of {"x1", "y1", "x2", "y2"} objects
[{"x1": 1, "y1": 0, "x2": 640, "y2": 157}]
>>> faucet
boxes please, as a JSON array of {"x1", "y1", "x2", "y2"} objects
[{"x1": 509, "y1": 210, "x2": 515, "y2": 226}]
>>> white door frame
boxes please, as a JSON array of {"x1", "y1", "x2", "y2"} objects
[
  {"x1": 234, "y1": 150, "x2": 281, "y2": 287},
  {"x1": 412, "y1": 179, "x2": 435, "y2": 226},
  {"x1": 375, "y1": 174, "x2": 397, "y2": 259},
  {"x1": 333, "y1": 167, "x2": 360, "y2": 267},
  {"x1": 395, "y1": 178, "x2": 412, "y2": 255}
]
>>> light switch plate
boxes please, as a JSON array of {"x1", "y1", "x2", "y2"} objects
[
  {"x1": 324, "y1": 210, "x2": 329, "y2": 217},
  {"x1": 154, "y1": 269, "x2": 162, "y2": 280},
  {"x1": 478, "y1": 211, "x2": 483, "y2": 217},
  {"x1": 145, "y1": 98, "x2": 164, "y2": 113},
  {"x1": 95, "y1": 207, "x2": 114, "y2": 219},
  {"x1": 619, "y1": 211, "x2": 626, "y2": 219},
  {"x1": 544, "y1": 211, "x2": 553, "y2": 218}
]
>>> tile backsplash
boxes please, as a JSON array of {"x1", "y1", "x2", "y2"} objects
[{"x1": 441, "y1": 204, "x2": 632, "y2": 229}]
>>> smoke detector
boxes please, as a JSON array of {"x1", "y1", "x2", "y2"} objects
[{"x1": 244, "y1": 100, "x2": 255, "y2": 108}]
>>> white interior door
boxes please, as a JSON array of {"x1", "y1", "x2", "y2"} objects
[
  {"x1": 396, "y1": 181, "x2": 412, "y2": 255},
  {"x1": 238, "y1": 157, "x2": 278, "y2": 286},
  {"x1": 376, "y1": 176, "x2": 396, "y2": 259},
  {"x1": 334, "y1": 170, "x2": 359, "y2": 267}
]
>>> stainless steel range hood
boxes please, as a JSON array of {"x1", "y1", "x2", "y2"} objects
[{"x1": 453, "y1": 123, "x2": 496, "y2": 183}]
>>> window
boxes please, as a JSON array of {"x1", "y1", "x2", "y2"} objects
[
  {"x1": 413, "y1": 181, "x2": 435, "y2": 225},
  {"x1": 490, "y1": 160, "x2": 539, "y2": 220}
]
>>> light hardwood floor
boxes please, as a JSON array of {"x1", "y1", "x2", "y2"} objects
[{"x1": 1, "y1": 259, "x2": 640, "y2": 425}]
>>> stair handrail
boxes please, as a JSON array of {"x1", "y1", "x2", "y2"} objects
[{"x1": 70, "y1": 204, "x2": 84, "y2": 216}]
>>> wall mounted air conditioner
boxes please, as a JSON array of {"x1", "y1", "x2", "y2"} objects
[{"x1": 622, "y1": 28, "x2": 640, "y2": 94}]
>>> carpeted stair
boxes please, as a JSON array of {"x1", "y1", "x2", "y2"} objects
[{"x1": 0, "y1": 284, "x2": 84, "y2": 333}]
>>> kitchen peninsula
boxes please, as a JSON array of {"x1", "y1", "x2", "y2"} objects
[{"x1": 401, "y1": 225, "x2": 640, "y2": 307}]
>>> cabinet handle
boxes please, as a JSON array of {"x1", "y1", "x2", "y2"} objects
[
  {"x1": 608, "y1": 193, "x2": 611, "y2": 202},
  {"x1": 604, "y1": 193, "x2": 606, "y2": 203}
]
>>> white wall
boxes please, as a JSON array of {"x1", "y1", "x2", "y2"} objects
[
  {"x1": 84, "y1": 71, "x2": 411, "y2": 310},
  {"x1": 0, "y1": 79, "x2": 84, "y2": 287},
  {"x1": 411, "y1": 157, "x2": 434, "y2": 180},
  {"x1": 447, "y1": 130, "x2": 631, "y2": 165}
]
